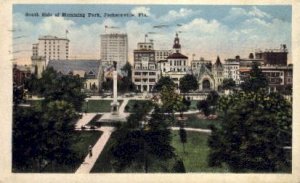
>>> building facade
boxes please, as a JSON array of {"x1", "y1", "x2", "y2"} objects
[
  {"x1": 191, "y1": 57, "x2": 212, "y2": 72},
  {"x1": 224, "y1": 56, "x2": 241, "y2": 84},
  {"x1": 155, "y1": 50, "x2": 172, "y2": 62},
  {"x1": 132, "y1": 41, "x2": 160, "y2": 92},
  {"x1": 100, "y1": 33, "x2": 128, "y2": 69},
  {"x1": 32, "y1": 35, "x2": 70, "y2": 64},
  {"x1": 13, "y1": 64, "x2": 33, "y2": 87},
  {"x1": 159, "y1": 33, "x2": 189, "y2": 88},
  {"x1": 255, "y1": 44, "x2": 288, "y2": 66}
]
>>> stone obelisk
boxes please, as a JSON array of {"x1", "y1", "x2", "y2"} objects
[{"x1": 111, "y1": 61, "x2": 119, "y2": 115}]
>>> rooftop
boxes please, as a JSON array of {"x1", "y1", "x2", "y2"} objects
[
  {"x1": 167, "y1": 52, "x2": 188, "y2": 59},
  {"x1": 47, "y1": 59, "x2": 102, "y2": 79}
]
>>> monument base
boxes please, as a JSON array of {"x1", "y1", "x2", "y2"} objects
[{"x1": 98, "y1": 112, "x2": 128, "y2": 123}]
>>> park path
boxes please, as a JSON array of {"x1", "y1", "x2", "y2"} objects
[
  {"x1": 75, "y1": 113, "x2": 97, "y2": 129},
  {"x1": 75, "y1": 127, "x2": 114, "y2": 174},
  {"x1": 118, "y1": 98, "x2": 129, "y2": 115},
  {"x1": 170, "y1": 127, "x2": 211, "y2": 133}
]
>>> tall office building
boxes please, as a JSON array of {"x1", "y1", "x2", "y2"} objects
[
  {"x1": 100, "y1": 33, "x2": 128, "y2": 69},
  {"x1": 32, "y1": 35, "x2": 70, "y2": 64}
]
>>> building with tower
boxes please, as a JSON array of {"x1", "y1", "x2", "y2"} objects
[
  {"x1": 159, "y1": 33, "x2": 189, "y2": 88},
  {"x1": 100, "y1": 33, "x2": 128, "y2": 69},
  {"x1": 212, "y1": 56, "x2": 224, "y2": 90}
]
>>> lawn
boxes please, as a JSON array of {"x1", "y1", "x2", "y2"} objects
[
  {"x1": 82, "y1": 100, "x2": 123, "y2": 113},
  {"x1": 26, "y1": 100, "x2": 43, "y2": 110},
  {"x1": 171, "y1": 131, "x2": 229, "y2": 172},
  {"x1": 90, "y1": 131, "x2": 177, "y2": 173},
  {"x1": 13, "y1": 131, "x2": 102, "y2": 173},
  {"x1": 91, "y1": 130, "x2": 229, "y2": 173},
  {"x1": 189, "y1": 100, "x2": 200, "y2": 110},
  {"x1": 124, "y1": 100, "x2": 152, "y2": 113},
  {"x1": 175, "y1": 114, "x2": 221, "y2": 129}
]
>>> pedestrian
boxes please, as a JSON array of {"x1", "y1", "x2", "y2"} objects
[{"x1": 89, "y1": 145, "x2": 93, "y2": 157}]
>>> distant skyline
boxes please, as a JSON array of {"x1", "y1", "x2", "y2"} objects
[{"x1": 13, "y1": 4, "x2": 291, "y2": 65}]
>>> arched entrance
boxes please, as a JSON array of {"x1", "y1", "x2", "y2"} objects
[{"x1": 202, "y1": 79, "x2": 211, "y2": 90}]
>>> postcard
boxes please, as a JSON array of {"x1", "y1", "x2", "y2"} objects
[{"x1": 0, "y1": 0, "x2": 300, "y2": 183}]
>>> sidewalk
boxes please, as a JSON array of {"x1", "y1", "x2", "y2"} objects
[
  {"x1": 75, "y1": 113, "x2": 97, "y2": 129},
  {"x1": 75, "y1": 127, "x2": 114, "y2": 173},
  {"x1": 170, "y1": 127, "x2": 211, "y2": 133}
]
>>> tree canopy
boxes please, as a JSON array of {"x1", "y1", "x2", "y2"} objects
[
  {"x1": 154, "y1": 76, "x2": 175, "y2": 92},
  {"x1": 240, "y1": 62, "x2": 268, "y2": 92},
  {"x1": 179, "y1": 74, "x2": 198, "y2": 93},
  {"x1": 208, "y1": 91, "x2": 292, "y2": 172},
  {"x1": 221, "y1": 78, "x2": 236, "y2": 90}
]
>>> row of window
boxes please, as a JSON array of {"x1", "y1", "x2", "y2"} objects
[{"x1": 134, "y1": 78, "x2": 156, "y2": 82}]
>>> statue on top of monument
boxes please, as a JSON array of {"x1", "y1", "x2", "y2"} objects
[{"x1": 113, "y1": 61, "x2": 117, "y2": 70}]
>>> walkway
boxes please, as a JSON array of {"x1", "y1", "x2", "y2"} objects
[
  {"x1": 75, "y1": 127, "x2": 114, "y2": 174},
  {"x1": 170, "y1": 127, "x2": 211, "y2": 133},
  {"x1": 75, "y1": 113, "x2": 97, "y2": 129}
]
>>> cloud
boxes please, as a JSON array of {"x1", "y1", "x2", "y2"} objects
[
  {"x1": 225, "y1": 6, "x2": 272, "y2": 21},
  {"x1": 159, "y1": 8, "x2": 199, "y2": 22},
  {"x1": 248, "y1": 6, "x2": 272, "y2": 18}
]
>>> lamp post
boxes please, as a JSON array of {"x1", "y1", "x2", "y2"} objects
[{"x1": 140, "y1": 120, "x2": 148, "y2": 173}]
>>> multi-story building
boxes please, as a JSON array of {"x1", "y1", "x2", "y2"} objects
[
  {"x1": 224, "y1": 56, "x2": 241, "y2": 84},
  {"x1": 132, "y1": 41, "x2": 160, "y2": 92},
  {"x1": 13, "y1": 64, "x2": 33, "y2": 87},
  {"x1": 155, "y1": 50, "x2": 172, "y2": 62},
  {"x1": 32, "y1": 35, "x2": 70, "y2": 64},
  {"x1": 159, "y1": 33, "x2": 189, "y2": 88},
  {"x1": 100, "y1": 33, "x2": 128, "y2": 69},
  {"x1": 255, "y1": 44, "x2": 288, "y2": 66}
]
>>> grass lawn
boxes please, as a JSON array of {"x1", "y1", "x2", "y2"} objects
[
  {"x1": 86, "y1": 114, "x2": 103, "y2": 127},
  {"x1": 175, "y1": 114, "x2": 221, "y2": 129},
  {"x1": 189, "y1": 100, "x2": 200, "y2": 110},
  {"x1": 90, "y1": 131, "x2": 177, "y2": 173},
  {"x1": 91, "y1": 130, "x2": 229, "y2": 173},
  {"x1": 82, "y1": 100, "x2": 123, "y2": 113},
  {"x1": 125, "y1": 100, "x2": 152, "y2": 113},
  {"x1": 171, "y1": 131, "x2": 229, "y2": 172},
  {"x1": 26, "y1": 100, "x2": 43, "y2": 110}
]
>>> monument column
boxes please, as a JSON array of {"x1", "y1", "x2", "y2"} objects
[{"x1": 111, "y1": 62, "x2": 119, "y2": 115}]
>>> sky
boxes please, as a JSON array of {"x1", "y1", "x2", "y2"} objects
[{"x1": 12, "y1": 4, "x2": 292, "y2": 65}]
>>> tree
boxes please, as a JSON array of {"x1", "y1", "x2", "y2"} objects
[
  {"x1": 42, "y1": 100, "x2": 79, "y2": 169},
  {"x1": 240, "y1": 62, "x2": 268, "y2": 92},
  {"x1": 208, "y1": 91, "x2": 292, "y2": 172},
  {"x1": 154, "y1": 76, "x2": 175, "y2": 92},
  {"x1": 121, "y1": 62, "x2": 133, "y2": 78},
  {"x1": 111, "y1": 106, "x2": 175, "y2": 172},
  {"x1": 27, "y1": 68, "x2": 86, "y2": 111},
  {"x1": 160, "y1": 85, "x2": 182, "y2": 114},
  {"x1": 179, "y1": 127, "x2": 187, "y2": 153},
  {"x1": 221, "y1": 78, "x2": 236, "y2": 90},
  {"x1": 179, "y1": 74, "x2": 198, "y2": 93},
  {"x1": 197, "y1": 100, "x2": 210, "y2": 117},
  {"x1": 173, "y1": 159, "x2": 186, "y2": 173},
  {"x1": 13, "y1": 107, "x2": 45, "y2": 172}
]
